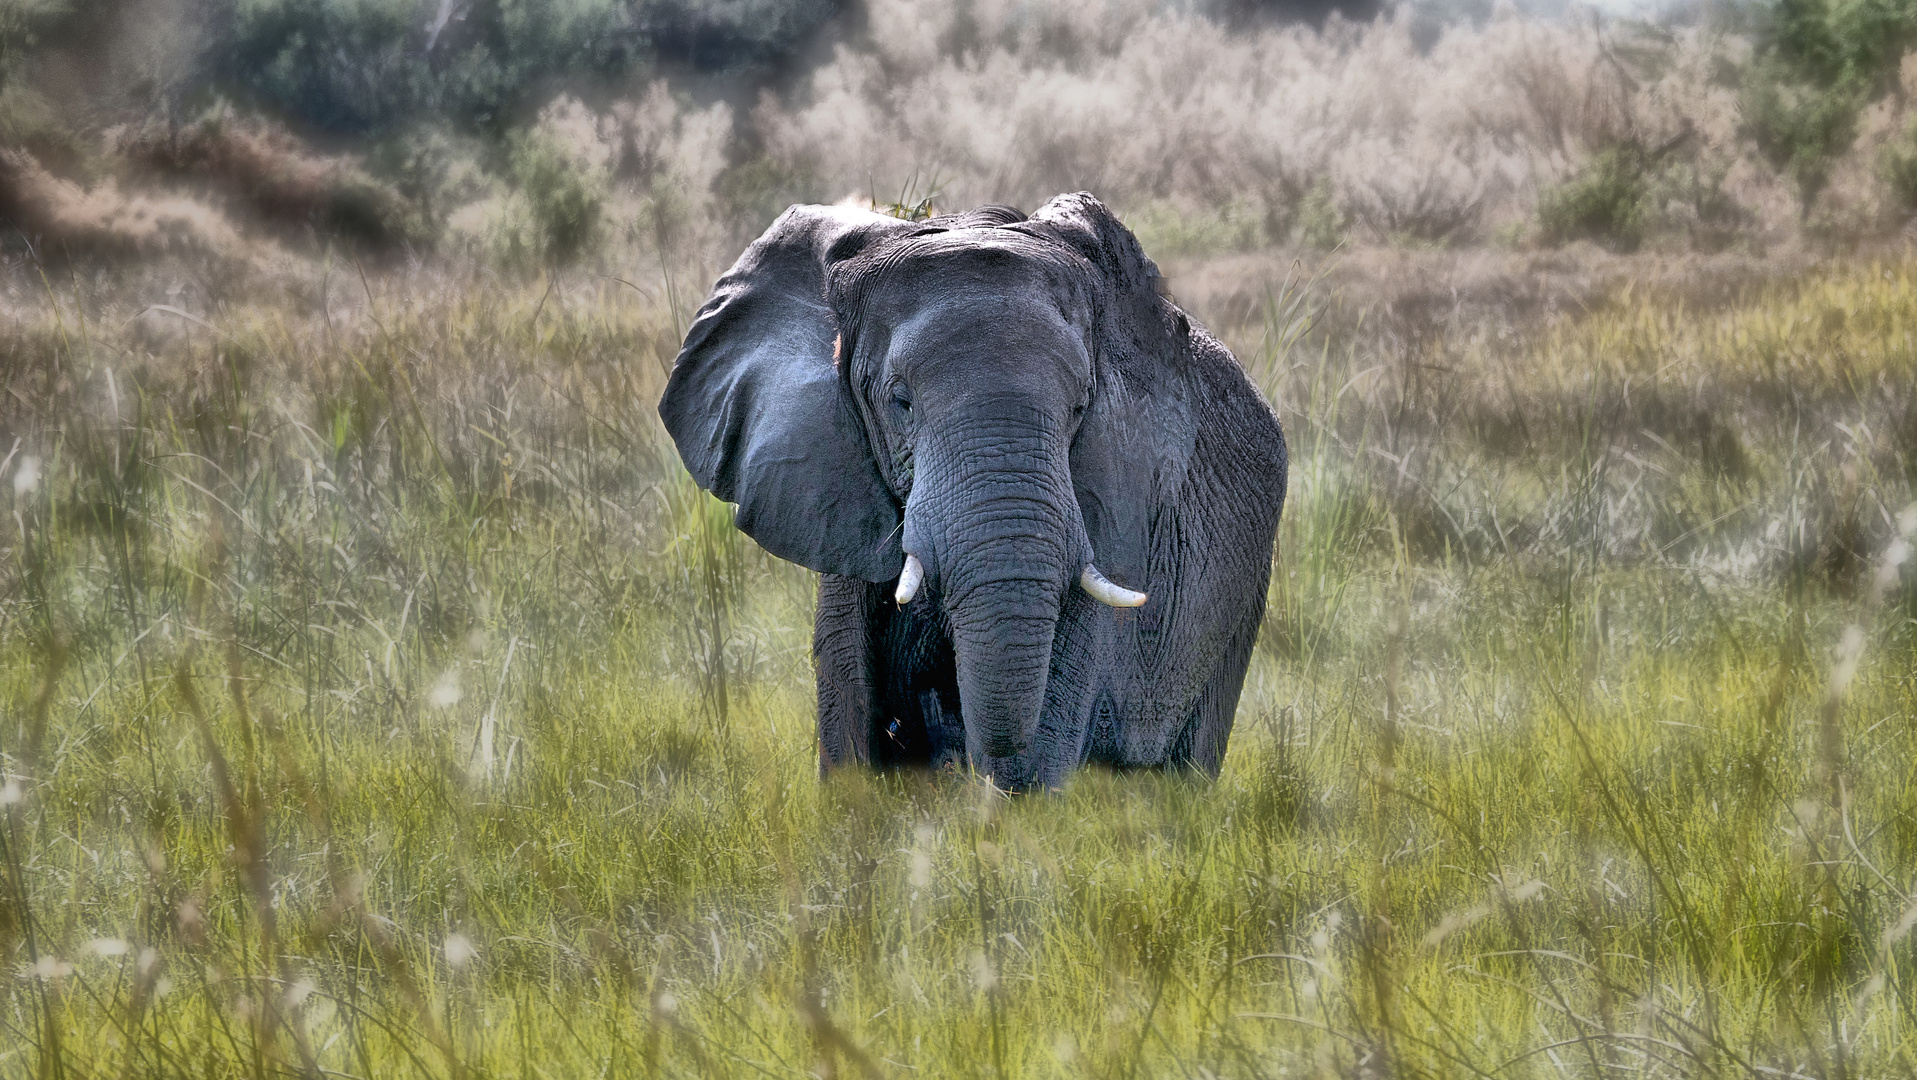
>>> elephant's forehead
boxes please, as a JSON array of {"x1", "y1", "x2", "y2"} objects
[{"x1": 856, "y1": 228, "x2": 1085, "y2": 297}]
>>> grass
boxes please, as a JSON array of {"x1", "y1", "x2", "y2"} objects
[{"x1": 0, "y1": 250, "x2": 1915, "y2": 1079}]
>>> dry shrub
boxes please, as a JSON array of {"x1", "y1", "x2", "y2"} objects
[
  {"x1": 111, "y1": 114, "x2": 419, "y2": 248},
  {"x1": 740, "y1": 0, "x2": 1917, "y2": 251},
  {"x1": 751, "y1": 0, "x2": 1697, "y2": 243},
  {"x1": 595, "y1": 85, "x2": 733, "y2": 253},
  {"x1": 0, "y1": 147, "x2": 242, "y2": 257},
  {"x1": 450, "y1": 88, "x2": 733, "y2": 264}
]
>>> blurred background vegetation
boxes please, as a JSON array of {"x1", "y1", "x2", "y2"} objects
[
  {"x1": 13, "y1": 0, "x2": 1917, "y2": 272},
  {"x1": 5, "y1": 1, "x2": 1917, "y2": 1077}
]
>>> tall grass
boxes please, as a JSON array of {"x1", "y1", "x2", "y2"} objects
[{"x1": 0, "y1": 248, "x2": 1913, "y2": 1078}]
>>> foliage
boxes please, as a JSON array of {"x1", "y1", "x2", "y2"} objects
[
  {"x1": 1880, "y1": 115, "x2": 1917, "y2": 213},
  {"x1": 489, "y1": 130, "x2": 606, "y2": 265},
  {"x1": 1741, "y1": 62, "x2": 1867, "y2": 212},
  {"x1": 1538, "y1": 147, "x2": 1649, "y2": 250},
  {"x1": 214, "y1": 0, "x2": 839, "y2": 138},
  {"x1": 1740, "y1": 0, "x2": 1917, "y2": 212},
  {"x1": 0, "y1": 249, "x2": 1915, "y2": 1076},
  {"x1": 366, "y1": 123, "x2": 495, "y2": 246},
  {"x1": 21, "y1": 0, "x2": 1917, "y2": 260},
  {"x1": 0, "y1": 0, "x2": 111, "y2": 168},
  {"x1": 116, "y1": 109, "x2": 434, "y2": 250},
  {"x1": 0, "y1": 0, "x2": 69, "y2": 85},
  {"x1": 1295, "y1": 180, "x2": 1345, "y2": 250},
  {"x1": 1763, "y1": 0, "x2": 1915, "y2": 89},
  {"x1": 1122, "y1": 199, "x2": 1265, "y2": 257},
  {"x1": 713, "y1": 154, "x2": 826, "y2": 237},
  {"x1": 638, "y1": 0, "x2": 840, "y2": 70},
  {"x1": 220, "y1": 0, "x2": 646, "y2": 135},
  {"x1": 221, "y1": 0, "x2": 435, "y2": 133},
  {"x1": 1648, "y1": 157, "x2": 1748, "y2": 252}
]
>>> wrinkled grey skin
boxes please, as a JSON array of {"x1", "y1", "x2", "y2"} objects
[{"x1": 659, "y1": 193, "x2": 1287, "y2": 790}]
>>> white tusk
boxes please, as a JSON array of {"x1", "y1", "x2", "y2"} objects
[
  {"x1": 895, "y1": 554, "x2": 925, "y2": 604},
  {"x1": 1080, "y1": 564, "x2": 1147, "y2": 608}
]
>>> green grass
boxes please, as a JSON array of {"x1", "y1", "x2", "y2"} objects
[{"x1": 2, "y1": 255, "x2": 1916, "y2": 1079}]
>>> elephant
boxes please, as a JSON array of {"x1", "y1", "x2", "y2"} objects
[{"x1": 658, "y1": 192, "x2": 1287, "y2": 790}]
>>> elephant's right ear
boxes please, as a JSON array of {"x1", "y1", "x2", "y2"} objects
[{"x1": 658, "y1": 205, "x2": 918, "y2": 581}]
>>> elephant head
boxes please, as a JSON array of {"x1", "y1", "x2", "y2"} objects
[{"x1": 659, "y1": 193, "x2": 1194, "y2": 766}]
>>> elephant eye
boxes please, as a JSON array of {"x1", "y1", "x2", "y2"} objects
[{"x1": 891, "y1": 393, "x2": 911, "y2": 413}]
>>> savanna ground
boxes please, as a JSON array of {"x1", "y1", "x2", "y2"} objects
[{"x1": 0, "y1": 235, "x2": 1914, "y2": 1080}]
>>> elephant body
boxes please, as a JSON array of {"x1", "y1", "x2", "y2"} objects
[{"x1": 660, "y1": 194, "x2": 1286, "y2": 789}]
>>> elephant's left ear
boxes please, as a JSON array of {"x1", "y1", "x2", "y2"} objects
[
  {"x1": 658, "y1": 205, "x2": 920, "y2": 581},
  {"x1": 1018, "y1": 193, "x2": 1201, "y2": 592}
]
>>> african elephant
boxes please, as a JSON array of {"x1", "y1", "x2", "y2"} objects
[{"x1": 658, "y1": 193, "x2": 1287, "y2": 790}]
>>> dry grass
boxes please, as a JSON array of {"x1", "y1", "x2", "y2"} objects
[
  {"x1": 0, "y1": 148, "x2": 246, "y2": 259},
  {"x1": 109, "y1": 113, "x2": 416, "y2": 247}
]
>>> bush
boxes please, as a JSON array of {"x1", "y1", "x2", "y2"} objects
[
  {"x1": 219, "y1": 0, "x2": 841, "y2": 138},
  {"x1": 366, "y1": 124, "x2": 493, "y2": 246},
  {"x1": 714, "y1": 155, "x2": 826, "y2": 237},
  {"x1": 1296, "y1": 181, "x2": 1346, "y2": 250},
  {"x1": 1739, "y1": 0, "x2": 1917, "y2": 213},
  {"x1": 1343, "y1": 167, "x2": 1486, "y2": 245},
  {"x1": 0, "y1": 0, "x2": 68, "y2": 81},
  {"x1": 1537, "y1": 148, "x2": 1648, "y2": 251},
  {"x1": 116, "y1": 111, "x2": 430, "y2": 249},
  {"x1": 1881, "y1": 117, "x2": 1917, "y2": 214},
  {"x1": 1124, "y1": 200, "x2": 1265, "y2": 258},
  {"x1": 0, "y1": 146, "x2": 244, "y2": 259},
  {"x1": 490, "y1": 132, "x2": 605, "y2": 266},
  {"x1": 638, "y1": 0, "x2": 839, "y2": 71},
  {"x1": 1648, "y1": 158, "x2": 1747, "y2": 252},
  {"x1": 1742, "y1": 66, "x2": 1866, "y2": 213},
  {"x1": 221, "y1": 0, "x2": 435, "y2": 134},
  {"x1": 221, "y1": 0, "x2": 645, "y2": 135},
  {"x1": 0, "y1": 0, "x2": 119, "y2": 173}
]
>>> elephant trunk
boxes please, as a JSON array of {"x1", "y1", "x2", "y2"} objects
[
  {"x1": 947, "y1": 548, "x2": 1068, "y2": 762},
  {"x1": 905, "y1": 416, "x2": 1082, "y2": 765}
]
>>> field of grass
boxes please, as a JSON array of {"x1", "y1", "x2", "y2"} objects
[{"x1": 1, "y1": 250, "x2": 1916, "y2": 1079}]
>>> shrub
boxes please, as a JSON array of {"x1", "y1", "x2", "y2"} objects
[
  {"x1": 0, "y1": 0, "x2": 109, "y2": 173},
  {"x1": 1124, "y1": 200, "x2": 1265, "y2": 258},
  {"x1": 637, "y1": 0, "x2": 839, "y2": 71},
  {"x1": 1342, "y1": 161, "x2": 1485, "y2": 245},
  {"x1": 1742, "y1": 66, "x2": 1866, "y2": 213},
  {"x1": 1538, "y1": 148, "x2": 1649, "y2": 251},
  {"x1": 0, "y1": 0, "x2": 68, "y2": 82},
  {"x1": 1739, "y1": 0, "x2": 1917, "y2": 213},
  {"x1": 755, "y1": 1, "x2": 1595, "y2": 242},
  {"x1": 115, "y1": 111, "x2": 428, "y2": 249},
  {"x1": 218, "y1": 0, "x2": 840, "y2": 138},
  {"x1": 221, "y1": 0, "x2": 434, "y2": 134},
  {"x1": 491, "y1": 131, "x2": 606, "y2": 266},
  {"x1": 1881, "y1": 116, "x2": 1917, "y2": 214},
  {"x1": 1296, "y1": 181, "x2": 1346, "y2": 250},
  {"x1": 221, "y1": 0, "x2": 644, "y2": 135},
  {"x1": 715, "y1": 155, "x2": 827, "y2": 237},
  {"x1": 367, "y1": 124, "x2": 494, "y2": 246},
  {"x1": 0, "y1": 146, "x2": 244, "y2": 258},
  {"x1": 1648, "y1": 157, "x2": 1747, "y2": 252}
]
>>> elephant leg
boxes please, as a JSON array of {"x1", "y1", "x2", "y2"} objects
[
  {"x1": 1167, "y1": 618, "x2": 1261, "y2": 777},
  {"x1": 814, "y1": 574, "x2": 887, "y2": 772}
]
